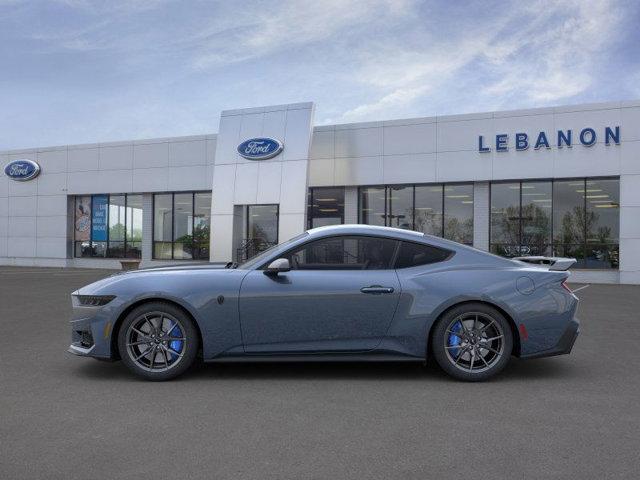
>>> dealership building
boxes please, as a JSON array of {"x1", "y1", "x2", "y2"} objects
[{"x1": 1, "y1": 100, "x2": 639, "y2": 284}]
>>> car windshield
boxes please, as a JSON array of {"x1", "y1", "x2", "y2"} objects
[{"x1": 236, "y1": 232, "x2": 309, "y2": 269}]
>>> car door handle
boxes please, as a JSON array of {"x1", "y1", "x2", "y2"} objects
[{"x1": 360, "y1": 285, "x2": 395, "y2": 294}]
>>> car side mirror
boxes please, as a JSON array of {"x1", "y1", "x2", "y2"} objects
[{"x1": 264, "y1": 258, "x2": 291, "y2": 275}]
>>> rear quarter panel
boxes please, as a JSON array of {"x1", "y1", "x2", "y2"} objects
[{"x1": 382, "y1": 262, "x2": 576, "y2": 358}]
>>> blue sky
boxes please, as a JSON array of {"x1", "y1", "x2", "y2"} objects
[{"x1": 1, "y1": 0, "x2": 639, "y2": 150}]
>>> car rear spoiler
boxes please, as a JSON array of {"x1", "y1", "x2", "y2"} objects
[{"x1": 513, "y1": 256, "x2": 577, "y2": 271}]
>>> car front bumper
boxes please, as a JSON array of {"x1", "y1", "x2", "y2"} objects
[{"x1": 67, "y1": 295, "x2": 124, "y2": 360}]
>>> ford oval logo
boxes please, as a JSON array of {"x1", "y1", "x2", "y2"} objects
[
  {"x1": 237, "y1": 137, "x2": 283, "y2": 160},
  {"x1": 4, "y1": 159, "x2": 41, "y2": 181}
]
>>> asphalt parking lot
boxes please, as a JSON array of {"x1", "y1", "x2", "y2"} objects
[{"x1": 1, "y1": 267, "x2": 639, "y2": 479}]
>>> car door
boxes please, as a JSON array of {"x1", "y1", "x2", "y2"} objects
[{"x1": 239, "y1": 235, "x2": 402, "y2": 354}]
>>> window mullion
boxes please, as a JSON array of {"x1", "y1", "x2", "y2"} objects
[
  {"x1": 385, "y1": 187, "x2": 388, "y2": 227},
  {"x1": 412, "y1": 185, "x2": 416, "y2": 231},
  {"x1": 171, "y1": 193, "x2": 175, "y2": 260},
  {"x1": 441, "y1": 184, "x2": 445, "y2": 238},
  {"x1": 124, "y1": 194, "x2": 128, "y2": 258},
  {"x1": 89, "y1": 196, "x2": 93, "y2": 257},
  {"x1": 519, "y1": 182, "x2": 522, "y2": 254},
  {"x1": 192, "y1": 192, "x2": 196, "y2": 259},
  {"x1": 583, "y1": 178, "x2": 587, "y2": 265},
  {"x1": 106, "y1": 194, "x2": 110, "y2": 258}
]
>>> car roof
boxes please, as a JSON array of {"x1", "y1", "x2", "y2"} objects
[
  {"x1": 307, "y1": 224, "x2": 426, "y2": 240},
  {"x1": 241, "y1": 224, "x2": 517, "y2": 270},
  {"x1": 308, "y1": 224, "x2": 424, "y2": 236},
  {"x1": 305, "y1": 224, "x2": 498, "y2": 257}
]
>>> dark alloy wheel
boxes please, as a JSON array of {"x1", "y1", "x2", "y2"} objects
[
  {"x1": 117, "y1": 302, "x2": 199, "y2": 381},
  {"x1": 432, "y1": 303, "x2": 513, "y2": 381}
]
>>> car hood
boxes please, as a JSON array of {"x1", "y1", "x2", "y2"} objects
[{"x1": 74, "y1": 263, "x2": 238, "y2": 296}]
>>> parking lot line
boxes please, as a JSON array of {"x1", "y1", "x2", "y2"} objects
[{"x1": 572, "y1": 284, "x2": 591, "y2": 293}]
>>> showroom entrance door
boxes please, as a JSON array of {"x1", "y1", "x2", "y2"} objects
[{"x1": 237, "y1": 205, "x2": 279, "y2": 262}]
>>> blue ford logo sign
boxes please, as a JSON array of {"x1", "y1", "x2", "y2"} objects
[
  {"x1": 237, "y1": 137, "x2": 283, "y2": 160},
  {"x1": 4, "y1": 159, "x2": 41, "y2": 181}
]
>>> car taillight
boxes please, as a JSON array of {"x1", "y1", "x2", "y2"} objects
[{"x1": 561, "y1": 280, "x2": 572, "y2": 294}]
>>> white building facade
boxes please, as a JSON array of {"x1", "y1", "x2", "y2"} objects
[{"x1": 1, "y1": 100, "x2": 639, "y2": 284}]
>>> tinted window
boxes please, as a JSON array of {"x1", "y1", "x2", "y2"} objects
[
  {"x1": 490, "y1": 182, "x2": 520, "y2": 256},
  {"x1": 360, "y1": 187, "x2": 386, "y2": 226},
  {"x1": 286, "y1": 236, "x2": 398, "y2": 270},
  {"x1": 307, "y1": 187, "x2": 345, "y2": 228},
  {"x1": 414, "y1": 185, "x2": 443, "y2": 236},
  {"x1": 395, "y1": 241, "x2": 451, "y2": 268},
  {"x1": 444, "y1": 184, "x2": 473, "y2": 244},
  {"x1": 153, "y1": 192, "x2": 212, "y2": 260},
  {"x1": 74, "y1": 193, "x2": 144, "y2": 259},
  {"x1": 520, "y1": 181, "x2": 552, "y2": 256},
  {"x1": 387, "y1": 185, "x2": 413, "y2": 230}
]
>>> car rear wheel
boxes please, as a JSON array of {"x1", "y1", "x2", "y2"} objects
[
  {"x1": 117, "y1": 302, "x2": 198, "y2": 381},
  {"x1": 431, "y1": 303, "x2": 513, "y2": 381}
]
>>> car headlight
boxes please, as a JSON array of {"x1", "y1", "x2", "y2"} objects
[{"x1": 74, "y1": 295, "x2": 116, "y2": 307}]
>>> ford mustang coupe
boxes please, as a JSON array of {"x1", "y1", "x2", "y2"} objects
[{"x1": 68, "y1": 225, "x2": 580, "y2": 381}]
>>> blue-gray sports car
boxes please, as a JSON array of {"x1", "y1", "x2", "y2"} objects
[{"x1": 68, "y1": 224, "x2": 580, "y2": 381}]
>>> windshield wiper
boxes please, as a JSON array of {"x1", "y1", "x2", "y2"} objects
[{"x1": 224, "y1": 262, "x2": 239, "y2": 269}]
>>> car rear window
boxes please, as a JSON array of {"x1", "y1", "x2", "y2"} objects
[{"x1": 395, "y1": 241, "x2": 452, "y2": 268}]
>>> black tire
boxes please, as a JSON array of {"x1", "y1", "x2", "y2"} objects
[
  {"x1": 431, "y1": 303, "x2": 513, "y2": 382},
  {"x1": 117, "y1": 301, "x2": 199, "y2": 381}
]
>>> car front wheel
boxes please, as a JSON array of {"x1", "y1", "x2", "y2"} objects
[
  {"x1": 431, "y1": 303, "x2": 513, "y2": 381},
  {"x1": 117, "y1": 302, "x2": 199, "y2": 381}
]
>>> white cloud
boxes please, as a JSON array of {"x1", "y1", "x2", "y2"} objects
[
  {"x1": 191, "y1": 0, "x2": 415, "y2": 69},
  {"x1": 482, "y1": 0, "x2": 621, "y2": 105},
  {"x1": 334, "y1": 0, "x2": 625, "y2": 122},
  {"x1": 0, "y1": 0, "x2": 634, "y2": 149}
]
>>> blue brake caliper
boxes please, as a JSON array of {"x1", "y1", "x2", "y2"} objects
[
  {"x1": 448, "y1": 321, "x2": 463, "y2": 357},
  {"x1": 167, "y1": 321, "x2": 183, "y2": 361}
]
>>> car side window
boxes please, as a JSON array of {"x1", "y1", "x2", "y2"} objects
[
  {"x1": 395, "y1": 241, "x2": 452, "y2": 268},
  {"x1": 286, "y1": 236, "x2": 398, "y2": 270}
]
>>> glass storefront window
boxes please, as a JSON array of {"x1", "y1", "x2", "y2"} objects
[
  {"x1": 193, "y1": 192, "x2": 212, "y2": 260},
  {"x1": 553, "y1": 180, "x2": 586, "y2": 267},
  {"x1": 358, "y1": 183, "x2": 473, "y2": 244},
  {"x1": 126, "y1": 195, "x2": 143, "y2": 259},
  {"x1": 520, "y1": 181, "x2": 552, "y2": 256},
  {"x1": 387, "y1": 186, "x2": 413, "y2": 230},
  {"x1": 108, "y1": 194, "x2": 126, "y2": 258},
  {"x1": 359, "y1": 187, "x2": 386, "y2": 226},
  {"x1": 173, "y1": 193, "x2": 193, "y2": 260},
  {"x1": 307, "y1": 187, "x2": 345, "y2": 228},
  {"x1": 74, "y1": 193, "x2": 143, "y2": 259},
  {"x1": 74, "y1": 196, "x2": 91, "y2": 257},
  {"x1": 153, "y1": 194, "x2": 173, "y2": 259},
  {"x1": 490, "y1": 182, "x2": 521, "y2": 257},
  {"x1": 444, "y1": 184, "x2": 474, "y2": 245},
  {"x1": 492, "y1": 178, "x2": 619, "y2": 269},
  {"x1": 414, "y1": 185, "x2": 443, "y2": 237},
  {"x1": 247, "y1": 205, "x2": 279, "y2": 246},
  {"x1": 153, "y1": 191, "x2": 212, "y2": 260},
  {"x1": 585, "y1": 178, "x2": 619, "y2": 269}
]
